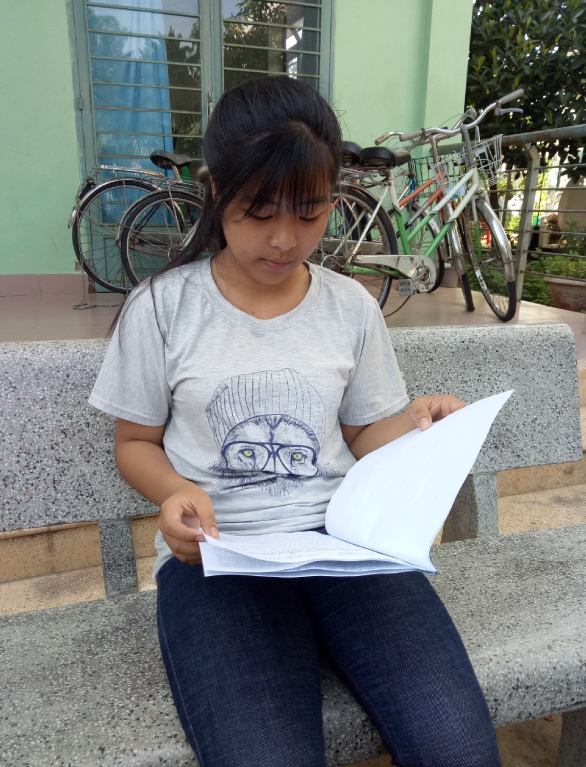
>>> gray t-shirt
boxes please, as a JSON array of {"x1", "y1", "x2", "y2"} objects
[{"x1": 88, "y1": 258, "x2": 409, "y2": 579}]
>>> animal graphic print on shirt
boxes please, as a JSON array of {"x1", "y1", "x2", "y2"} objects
[{"x1": 206, "y1": 368, "x2": 339, "y2": 496}]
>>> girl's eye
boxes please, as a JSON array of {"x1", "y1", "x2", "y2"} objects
[{"x1": 250, "y1": 213, "x2": 273, "y2": 221}]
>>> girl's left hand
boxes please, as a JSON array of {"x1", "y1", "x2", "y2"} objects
[{"x1": 409, "y1": 395, "x2": 465, "y2": 431}]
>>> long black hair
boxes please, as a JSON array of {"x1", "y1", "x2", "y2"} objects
[{"x1": 108, "y1": 75, "x2": 342, "y2": 341}]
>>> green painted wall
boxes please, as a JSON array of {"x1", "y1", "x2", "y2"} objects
[
  {"x1": 0, "y1": 0, "x2": 473, "y2": 277},
  {"x1": 332, "y1": 0, "x2": 474, "y2": 147},
  {"x1": 0, "y1": 1, "x2": 80, "y2": 275}
]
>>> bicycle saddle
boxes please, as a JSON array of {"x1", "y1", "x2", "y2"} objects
[
  {"x1": 359, "y1": 146, "x2": 411, "y2": 169},
  {"x1": 342, "y1": 141, "x2": 362, "y2": 168},
  {"x1": 150, "y1": 150, "x2": 194, "y2": 169}
]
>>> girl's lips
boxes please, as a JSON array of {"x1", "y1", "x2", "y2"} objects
[{"x1": 262, "y1": 259, "x2": 292, "y2": 271}]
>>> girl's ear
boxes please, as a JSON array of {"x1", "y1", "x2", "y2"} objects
[{"x1": 210, "y1": 176, "x2": 216, "y2": 198}]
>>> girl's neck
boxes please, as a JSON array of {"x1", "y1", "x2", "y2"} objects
[{"x1": 210, "y1": 251, "x2": 311, "y2": 320}]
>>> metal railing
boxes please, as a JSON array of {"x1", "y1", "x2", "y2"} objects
[{"x1": 499, "y1": 125, "x2": 586, "y2": 302}]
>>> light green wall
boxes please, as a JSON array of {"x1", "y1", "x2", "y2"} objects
[
  {"x1": 332, "y1": 0, "x2": 474, "y2": 146},
  {"x1": 0, "y1": 0, "x2": 80, "y2": 275},
  {"x1": 0, "y1": 0, "x2": 473, "y2": 276}
]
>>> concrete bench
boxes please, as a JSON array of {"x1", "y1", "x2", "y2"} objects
[{"x1": 0, "y1": 321, "x2": 584, "y2": 766}]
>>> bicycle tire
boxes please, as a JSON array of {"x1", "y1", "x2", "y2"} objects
[
  {"x1": 311, "y1": 184, "x2": 397, "y2": 309},
  {"x1": 73, "y1": 178, "x2": 157, "y2": 293},
  {"x1": 461, "y1": 201, "x2": 517, "y2": 321},
  {"x1": 408, "y1": 201, "x2": 446, "y2": 292},
  {"x1": 119, "y1": 188, "x2": 204, "y2": 286},
  {"x1": 452, "y1": 218, "x2": 476, "y2": 312}
]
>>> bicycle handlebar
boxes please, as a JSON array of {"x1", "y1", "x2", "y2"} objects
[
  {"x1": 498, "y1": 88, "x2": 524, "y2": 106},
  {"x1": 374, "y1": 89, "x2": 524, "y2": 146}
]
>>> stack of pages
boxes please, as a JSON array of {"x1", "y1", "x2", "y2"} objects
[{"x1": 200, "y1": 390, "x2": 513, "y2": 577}]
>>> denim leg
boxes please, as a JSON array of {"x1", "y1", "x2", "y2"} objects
[
  {"x1": 304, "y1": 572, "x2": 501, "y2": 767},
  {"x1": 156, "y1": 557, "x2": 327, "y2": 767}
]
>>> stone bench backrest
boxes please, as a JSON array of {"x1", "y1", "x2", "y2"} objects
[{"x1": 1, "y1": 322, "x2": 582, "y2": 535}]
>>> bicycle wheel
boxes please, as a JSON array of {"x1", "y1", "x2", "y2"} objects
[
  {"x1": 461, "y1": 200, "x2": 517, "y2": 321},
  {"x1": 72, "y1": 178, "x2": 156, "y2": 293},
  {"x1": 311, "y1": 185, "x2": 398, "y2": 308},
  {"x1": 120, "y1": 188, "x2": 204, "y2": 286},
  {"x1": 450, "y1": 216, "x2": 476, "y2": 312},
  {"x1": 404, "y1": 200, "x2": 446, "y2": 292}
]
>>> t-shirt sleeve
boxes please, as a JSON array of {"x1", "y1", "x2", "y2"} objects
[
  {"x1": 338, "y1": 297, "x2": 409, "y2": 426},
  {"x1": 88, "y1": 287, "x2": 172, "y2": 426}
]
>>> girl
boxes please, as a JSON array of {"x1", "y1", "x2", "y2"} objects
[{"x1": 89, "y1": 76, "x2": 501, "y2": 767}]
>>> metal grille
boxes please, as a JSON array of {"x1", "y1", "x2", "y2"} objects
[
  {"x1": 223, "y1": 1, "x2": 322, "y2": 91},
  {"x1": 86, "y1": 0, "x2": 203, "y2": 178}
]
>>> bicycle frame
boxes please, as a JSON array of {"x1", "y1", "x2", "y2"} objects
[{"x1": 338, "y1": 166, "x2": 481, "y2": 290}]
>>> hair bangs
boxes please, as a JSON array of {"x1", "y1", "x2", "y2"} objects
[{"x1": 240, "y1": 124, "x2": 337, "y2": 217}]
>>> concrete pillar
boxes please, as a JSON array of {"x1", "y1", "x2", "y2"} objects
[
  {"x1": 557, "y1": 709, "x2": 586, "y2": 767},
  {"x1": 99, "y1": 519, "x2": 139, "y2": 597},
  {"x1": 441, "y1": 472, "x2": 499, "y2": 542}
]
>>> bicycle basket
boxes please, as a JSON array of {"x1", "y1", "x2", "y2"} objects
[
  {"x1": 432, "y1": 134, "x2": 503, "y2": 194},
  {"x1": 431, "y1": 154, "x2": 468, "y2": 198},
  {"x1": 471, "y1": 134, "x2": 503, "y2": 189}
]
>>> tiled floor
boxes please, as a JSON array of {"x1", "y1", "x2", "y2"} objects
[{"x1": 1, "y1": 283, "x2": 585, "y2": 359}]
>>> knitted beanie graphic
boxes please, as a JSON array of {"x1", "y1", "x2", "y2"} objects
[{"x1": 206, "y1": 368, "x2": 326, "y2": 450}]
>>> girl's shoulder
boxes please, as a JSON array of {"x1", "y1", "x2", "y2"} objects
[
  {"x1": 122, "y1": 260, "x2": 207, "y2": 330},
  {"x1": 130, "y1": 260, "x2": 205, "y2": 304}
]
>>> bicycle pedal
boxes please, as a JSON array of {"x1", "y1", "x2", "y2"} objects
[{"x1": 397, "y1": 279, "x2": 417, "y2": 297}]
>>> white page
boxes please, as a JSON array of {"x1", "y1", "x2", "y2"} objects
[
  {"x1": 325, "y1": 389, "x2": 514, "y2": 571},
  {"x1": 202, "y1": 530, "x2": 408, "y2": 564},
  {"x1": 200, "y1": 541, "x2": 416, "y2": 578}
]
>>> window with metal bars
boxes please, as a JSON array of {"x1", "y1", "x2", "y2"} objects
[
  {"x1": 71, "y1": 0, "x2": 332, "y2": 179},
  {"x1": 223, "y1": 1, "x2": 322, "y2": 91}
]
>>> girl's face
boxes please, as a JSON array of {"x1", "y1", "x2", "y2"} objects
[{"x1": 220, "y1": 191, "x2": 331, "y2": 285}]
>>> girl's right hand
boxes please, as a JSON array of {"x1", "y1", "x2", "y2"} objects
[{"x1": 159, "y1": 484, "x2": 219, "y2": 565}]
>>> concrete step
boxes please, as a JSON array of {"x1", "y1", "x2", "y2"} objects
[
  {"x1": 498, "y1": 404, "x2": 586, "y2": 497},
  {"x1": 499, "y1": 482, "x2": 586, "y2": 535}
]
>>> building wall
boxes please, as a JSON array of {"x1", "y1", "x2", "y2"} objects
[
  {"x1": 332, "y1": 0, "x2": 474, "y2": 146},
  {"x1": 0, "y1": 0, "x2": 473, "y2": 279},
  {"x1": 0, "y1": 0, "x2": 81, "y2": 277}
]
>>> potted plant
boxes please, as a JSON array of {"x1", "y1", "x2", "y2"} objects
[
  {"x1": 543, "y1": 259, "x2": 586, "y2": 312},
  {"x1": 540, "y1": 222, "x2": 586, "y2": 312}
]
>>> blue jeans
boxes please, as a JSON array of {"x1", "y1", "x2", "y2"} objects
[{"x1": 156, "y1": 557, "x2": 501, "y2": 767}]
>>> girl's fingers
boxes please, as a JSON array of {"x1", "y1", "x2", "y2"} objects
[
  {"x1": 410, "y1": 400, "x2": 433, "y2": 430},
  {"x1": 164, "y1": 534, "x2": 202, "y2": 556},
  {"x1": 193, "y1": 496, "x2": 220, "y2": 539},
  {"x1": 412, "y1": 396, "x2": 466, "y2": 429},
  {"x1": 163, "y1": 510, "x2": 201, "y2": 542}
]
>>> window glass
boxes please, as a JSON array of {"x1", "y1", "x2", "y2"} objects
[
  {"x1": 222, "y1": 0, "x2": 322, "y2": 89},
  {"x1": 86, "y1": 1, "x2": 202, "y2": 175}
]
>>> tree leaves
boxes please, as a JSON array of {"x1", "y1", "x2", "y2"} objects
[{"x1": 466, "y1": 0, "x2": 586, "y2": 177}]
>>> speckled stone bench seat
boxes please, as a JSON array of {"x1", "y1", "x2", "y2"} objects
[{"x1": 0, "y1": 322, "x2": 584, "y2": 766}]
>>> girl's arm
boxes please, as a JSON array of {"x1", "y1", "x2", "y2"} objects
[
  {"x1": 115, "y1": 418, "x2": 219, "y2": 565},
  {"x1": 341, "y1": 395, "x2": 464, "y2": 461}
]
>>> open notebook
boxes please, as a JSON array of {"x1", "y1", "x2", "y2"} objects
[{"x1": 199, "y1": 390, "x2": 513, "y2": 577}]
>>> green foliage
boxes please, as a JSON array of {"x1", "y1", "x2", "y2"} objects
[
  {"x1": 466, "y1": 0, "x2": 586, "y2": 179},
  {"x1": 543, "y1": 255, "x2": 586, "y2": 278},
  {"x1": 523, "y1": 257, "x2": 554, "y2": 304},
  {"x1": 559, "y1": 220, "x2": 586, "y2": 257}
]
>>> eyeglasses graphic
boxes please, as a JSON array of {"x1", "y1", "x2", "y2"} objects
[{"x1": 222, "y1": 441, "x2": 318, "y2": 476}]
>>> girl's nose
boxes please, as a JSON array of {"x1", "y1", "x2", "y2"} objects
[{"x1": 269, "y1": 215, "x2": 297, "y2": 252}]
